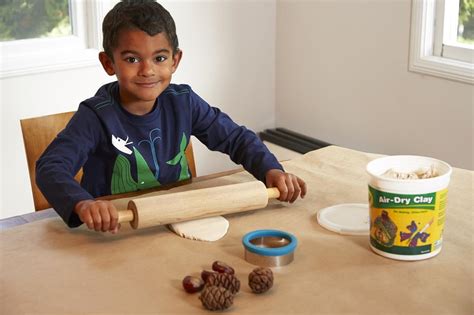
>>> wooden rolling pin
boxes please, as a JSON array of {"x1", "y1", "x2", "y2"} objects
[{"x1": 117, "y1": 181, "x2": 280, "y2": 229}]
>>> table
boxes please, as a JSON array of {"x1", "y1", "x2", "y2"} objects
[{"x1": 1, "y1": 146, "x2": 472, "y2": 314}]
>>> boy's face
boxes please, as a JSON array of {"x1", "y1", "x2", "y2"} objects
[{"x1": 99, "y1": 29, "x2": 182, "y2": 112}]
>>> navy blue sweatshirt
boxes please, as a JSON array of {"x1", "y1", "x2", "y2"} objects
[{"x1": 36, "y1": 82, "x2": 283, "y2": 227}]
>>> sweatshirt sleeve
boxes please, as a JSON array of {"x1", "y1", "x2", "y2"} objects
[
  {"x1": 189, "y1": 89, "x2": 283, "y2": 182},
  {"x1": 35, "y1": 105, "x2": 102, "y2": 227}
]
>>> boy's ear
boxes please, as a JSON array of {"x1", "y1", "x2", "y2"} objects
[
  {"x1": 99, "y1": 52, "x2": 116, "y2": 76},
  {"x1": 171, "y1": 49, "x2": 183, "y2": 74}
]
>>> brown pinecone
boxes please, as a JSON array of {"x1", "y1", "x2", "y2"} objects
[
  {"x1": 248, "y1": 267, "x2": 273, "y2": 294},
  {"x1": 199, "y1": 285, "x2": 234, "y2": 311},
  {"x1": 205, "y1": 272, "x2": 240, "y2": 295}
]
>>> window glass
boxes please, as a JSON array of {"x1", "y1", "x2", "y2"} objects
[
  {"x1": 458, "y1": 0, "x2": 474, "y2": 45},
  {"x1": 0, "y1": 0, "x2": 71, "y2": 41}
]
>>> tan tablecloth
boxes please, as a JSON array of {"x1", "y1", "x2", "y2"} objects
[{"x1": 1, "y1": 146, "x2": 473, "y2": 315}]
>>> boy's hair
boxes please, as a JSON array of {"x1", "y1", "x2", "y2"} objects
[{"x1": 102, "y1": 0, "x2": 179, "y2": 60}]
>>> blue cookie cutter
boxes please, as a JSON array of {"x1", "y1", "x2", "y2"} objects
[{"x1": 242, "y1": 229, "x2": 297, "y2": 267}]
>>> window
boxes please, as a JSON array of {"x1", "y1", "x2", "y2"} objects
[
  {"x1": 0, "y1": 0, "x2": 112, "y2": 78},
  {"x1": 409, "y1": 0, "x2": 473, "y2": 84},
  {"x1": 0, "y1": 0, "x2": 72, "y2": 41}
]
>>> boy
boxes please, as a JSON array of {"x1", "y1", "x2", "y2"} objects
[{"x1": 36, "y1": 0, "x2": 306, "y2": 234}]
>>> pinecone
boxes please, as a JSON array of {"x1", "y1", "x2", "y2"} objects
[
  {"x1": 199, "y1": 285, "x2": 234, "y2": 311},
  {"x1": 205, "y1": 272, "x2": 240, "y2": 295},
  {"x1": 248, "y1": 267, "x2": 273, "y2": 294}
]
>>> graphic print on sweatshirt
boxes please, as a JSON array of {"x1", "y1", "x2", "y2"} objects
[
  {"x1": 112, "y1": 135, "x2": 133, "y2": 155},
  {"x1": 110, "y1": 131, "x2": 190, "y2": 194}
]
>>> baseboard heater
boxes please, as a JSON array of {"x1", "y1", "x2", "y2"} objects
[{"x1": 259, "y1": 128, "x2": 331, "y2": 154}]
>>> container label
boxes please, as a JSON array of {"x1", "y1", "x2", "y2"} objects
[{"x1": 368, "y1": 186, "x2": 448, "y2": 256}]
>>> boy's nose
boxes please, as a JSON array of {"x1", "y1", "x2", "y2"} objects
[{"x1": 138, "y1": 60, "x2": 155, "y2": 76}]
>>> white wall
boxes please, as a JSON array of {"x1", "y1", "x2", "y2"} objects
[
  {"x1": 0, "y1": 0, "x2": 276, "y2": 219},
  {"x1": 276, "y1": 0, "x2": 473, "y2": 170}
]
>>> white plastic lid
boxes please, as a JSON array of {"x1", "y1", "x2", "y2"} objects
[{"x1": 317, "y1": 203, "x2": 370, "y2": 235}]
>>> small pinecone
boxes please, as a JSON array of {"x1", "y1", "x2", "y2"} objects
[
  {"x1": 199, "y1": 285, "x2": 234, "y2": 311},
  {"x1": 248, "y1": 267, "x2": 273, "y2": 294},
  {"x1": 206, "y1": 272, "x2": 240, "y2": 295}
]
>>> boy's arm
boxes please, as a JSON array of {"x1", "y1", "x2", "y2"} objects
[
  {"x1": 189, "y1": 90, "x2": 283, "y2": 181},
  {"x1": 193, "y1": 108, "x2": 282, "y2": 182},
  {"x1": 35, "y1": 106, "x2": 101, "y2": 227},
  {"x1": 187, "y1": 88, "x2": 306, "y2": 201}
]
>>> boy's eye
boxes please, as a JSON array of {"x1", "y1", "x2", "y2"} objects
[
  {"x1": 125, "y1": 57, "x2": 139, "y2": 63},
  {"x1": 155, "y1": 56, "x2": 167, "y2": 62}
]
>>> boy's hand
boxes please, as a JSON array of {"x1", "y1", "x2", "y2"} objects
[
  {"x1": 74, "y1": 200, "x2": 120, "y2": 234},
  {"x1": 265, "y1": 169, "x2": 307, "y2": 203}
]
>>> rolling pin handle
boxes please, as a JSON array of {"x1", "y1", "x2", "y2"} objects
[
  {"x1": 267, "y1": 187, "x2": 280, "y2": 199},
  {"x1": 118, "y1": 210, "x2": 134, "y2": 223}
]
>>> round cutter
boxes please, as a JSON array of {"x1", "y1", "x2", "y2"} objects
[{"x1": 242, "y1": 229, "x2": 297, "y2": 267}]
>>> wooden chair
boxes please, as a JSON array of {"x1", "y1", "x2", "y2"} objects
[{"x1": 21, "y1": 111, "x2": 196, "y2": 211}]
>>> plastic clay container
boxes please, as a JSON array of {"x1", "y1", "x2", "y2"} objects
[{"x1": 366, "y1": 155, "x2": 452, "y2": 261}]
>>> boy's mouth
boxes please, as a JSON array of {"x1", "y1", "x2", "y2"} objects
[{"x1": 136, "y1": 81, "x2": 158, "y2": 88}]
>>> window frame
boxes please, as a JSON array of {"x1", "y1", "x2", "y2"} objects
[
  {"x1": 0, "y1": 0, "x2": 110, "y2": 78},
  {"x1": 409, "y1": 0, "x2": 474, "y2": 84}
]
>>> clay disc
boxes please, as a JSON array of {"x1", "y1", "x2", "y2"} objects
[{"x1": 168, "y1": 216, "x2": 229, "y2": 241}]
